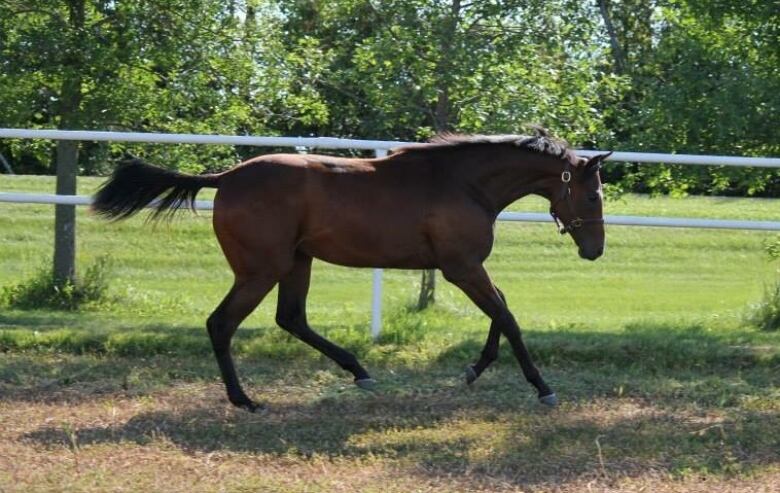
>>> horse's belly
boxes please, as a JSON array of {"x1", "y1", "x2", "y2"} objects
[{"x1": 297, "y1": 225, "x2": 434, "y2": 269}]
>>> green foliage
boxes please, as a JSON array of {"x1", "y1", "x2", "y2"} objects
[
  {"x1": 0, "y1": 0, "x2": 324, "y2": 173},
  {"x1": 748, "y1": 236, "x2": 780, "y2": 331},
  {"x1": 601, "y1": 0, "x2": 780, "y2": 196},
  {"x1": 375, "y1": 304, "x2": 436, "y2": 346},
  {"x1": 766, "y1": 236, "x2": 780, "y2": 260},
  {"x1": 0, "y1": 1, "x2": 777, "y2": 196},
  {"x1": 749, "y1": 280, "x2": 780, "y2": 331},
  {"x1": 276, "y1": 0, "x2": 621, "y2": 144},
  {"x1": 2, "y1": 256, "x2": 112, "y2": 311}
]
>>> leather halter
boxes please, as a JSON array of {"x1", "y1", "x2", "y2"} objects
[{"x1": 549, "y1": 161, "x2": 604, "y2": 235}]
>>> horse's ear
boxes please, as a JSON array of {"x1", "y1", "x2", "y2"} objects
[{"x1": 585, "y1": 151, "x2": 612, "y2": 174}]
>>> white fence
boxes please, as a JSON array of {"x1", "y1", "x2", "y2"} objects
[
  {"x1": 3, "y1": 128, "x2": 780, "y2": 167},
  {"x1": 1, "y1": 192, "x2": 779, "y2": 232},
  {"x1": 2, "y1": 128, "x2": 779, "y2": 337}
]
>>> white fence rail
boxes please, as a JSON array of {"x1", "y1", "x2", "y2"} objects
[
  {"x1": 1, "y1": 193, "x2": 779, "y2": 232},
  {"x1": 2, "y1": 128, "x2": 780, "y2": 167},
  {"x1": 2, "y1": 128, "x2": 779, "y2": 337}
]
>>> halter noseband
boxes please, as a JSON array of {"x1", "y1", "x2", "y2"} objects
[{"x1": 549, "y1": 161, "x2": 604, "y2": 235}]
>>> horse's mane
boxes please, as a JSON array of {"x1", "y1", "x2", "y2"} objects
[{"x1": 393, "y1": 127, "x2": 572, "y2": 160}]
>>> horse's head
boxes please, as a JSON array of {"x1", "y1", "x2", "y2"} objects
[{"x1": 549, "y1": 151, "x2": 612, "y2": 261}]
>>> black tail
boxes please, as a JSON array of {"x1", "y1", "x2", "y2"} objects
[{"x1": 91, "y1": 158, "x2": 220, "y2": 221}]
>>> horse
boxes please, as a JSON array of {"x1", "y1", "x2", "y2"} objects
[{"x1": 92, "y1": 130, "x2": 611, "y2": 412}]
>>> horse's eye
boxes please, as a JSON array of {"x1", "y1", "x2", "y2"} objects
[{"x1": 588, "y1": 193, "x2": 600, "y2": 202}]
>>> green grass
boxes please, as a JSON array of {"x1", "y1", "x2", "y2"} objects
[
  {"x1": 1, "y1": 175, "x2": 777, "y2": 334},
  {"x1": 1, "y1": 174, "x2": 779, "y2": 492}
]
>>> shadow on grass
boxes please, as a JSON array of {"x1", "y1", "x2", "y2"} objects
[
  {"x1": 2, "y1": 321, "x2": 778, "y2": 405},
  {"x1": 440, "y1": 321, "x2": 780, "y2": 370},
  {"x1": 8, "y1": 320, "x2": 780, "y2": 486},
  {"x1": 0, "y1": 311, "x2": 102, "y2": 330},
  {"x1": 18, "y1": 381, "x2": 780, "y2": 487},
  {"x1": 0, "y1": 313, "x2": 369, "y2": 359},
  {"x1": 3, "y1": 315, "x2": 778, "y2": 365}
]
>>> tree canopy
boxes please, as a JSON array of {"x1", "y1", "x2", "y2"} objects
[{"x1": 1, "y1": 0, "x2": 777, "y2": 196}]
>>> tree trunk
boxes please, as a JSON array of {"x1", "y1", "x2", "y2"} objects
[
  {"x1": 53, "y1": 0, "x2": 85, "y2": 285},
  {"x1": 0, "y1": 152, "x2": 13, "y2": 174},
  {"x1": 416, "y1": 0, "x2": 461, "y2": 311},
  {"x1": 597, "y1": 0, "x2": 626, "y2": 74},
  {"x1": 417, "y1": 268, "x2": 437, "y2": 310}
]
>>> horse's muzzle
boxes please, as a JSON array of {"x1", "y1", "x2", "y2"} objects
[{"x1": 579, "y1": 246, "x2": 604, "y2": 261}]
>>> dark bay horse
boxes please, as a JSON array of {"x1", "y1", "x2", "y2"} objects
[{"x1": 93, "y1": 130, "x2": 611, "y2": 412}]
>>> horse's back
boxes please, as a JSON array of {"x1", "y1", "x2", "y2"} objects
[{"x1": 211, "y1": 152, "x2": 491, "y2": 269}]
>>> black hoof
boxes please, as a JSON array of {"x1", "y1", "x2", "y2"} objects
[
  {"x1": 465, "y1": 365, "x2": 478, "y2": 385},
  {"x1": 355, "y1": 377, "x2": 377, "y2": 391},
  {"x1": 538, "y1": 393, "x2": 558, "y2": 407},
  {"x1": 231, "y1": 399, "x2": 266, "y2": 413}
]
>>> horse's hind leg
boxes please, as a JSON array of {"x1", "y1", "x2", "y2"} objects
[
  {"x1": 207, "y1": 276, "x2": 276, "y2": 412},
  {"x1": 465, "y1": 287, "x2": 505, "y2": 385},
  {"x1": 466, "y1": 324, "x2": 500, "y2": 385},
  {"x1": 276, "y1": 253, "x2": 374, "y2": 388}
]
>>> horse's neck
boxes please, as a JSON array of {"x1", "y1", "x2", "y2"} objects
[{"x1": 464, "y1": 149, "x2": 557, "y2": 214}]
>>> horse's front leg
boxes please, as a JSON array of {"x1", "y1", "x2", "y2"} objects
[{"x1": 443, "y1": 263, "x2": 557, "y2": 406}]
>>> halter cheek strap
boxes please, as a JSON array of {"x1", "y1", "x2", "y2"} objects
[{"x1": 549, "y1": 161, "x2": 604, "y2": 235}]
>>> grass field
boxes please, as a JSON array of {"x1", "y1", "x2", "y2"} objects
[{"x1": 1, "y1": 174, "x2": 779, "y2": 492}]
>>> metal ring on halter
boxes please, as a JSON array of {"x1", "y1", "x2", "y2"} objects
[
  {"x1": 570, "y1": 218, "x2": 583, "y2": 228},
  {"x1": 561, "y1": 171, "x2": 571, "y2": 183}
]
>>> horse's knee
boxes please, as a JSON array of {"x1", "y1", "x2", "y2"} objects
[{"x1": 207, "y1": 313, "x2": 233, "y2": 351}]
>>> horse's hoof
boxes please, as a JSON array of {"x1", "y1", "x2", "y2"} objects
[
  {"x1": 538, "y1": 393, "x2": 558, "y2": 407},
  {"x1": 465, "y1": 365, "x2": 478, "y2": 385},
  {"x1": 355, "y1": 378, "x2": 377, "y2": 391},
  {"x1": 249, "y1": 403, "x2": 268, "y2": 414},
  {"x1": 234, "y1": 400, "x2": 266, "y2": 414}
]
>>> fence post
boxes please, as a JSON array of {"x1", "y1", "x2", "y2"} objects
[
  {"x1": 371, "y1": 148, "x2": 388, "y2": 340},
  {"x1": 53, "y1": 140, "x2": 79, "y2": 284},
  {"x1": 371, "y1": 268, "x2": 383, "y2": 340}
]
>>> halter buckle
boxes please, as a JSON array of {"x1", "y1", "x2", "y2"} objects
[{"x1": 561, "y1": 171, "x2": 571, "y2": 183}]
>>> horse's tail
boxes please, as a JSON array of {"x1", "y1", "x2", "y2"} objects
[{"x1": 91, "y1": 158, "x2": 221, "y2": 221}]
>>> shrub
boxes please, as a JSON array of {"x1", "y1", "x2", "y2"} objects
[
  {"x1": 748, "y1": 237, "x2": 780, "y2": 331},
  {"x1": 1, "y1": 256, "x2": 113, "y2": 310},
  {"x1": 749, "y1": 281, "x2": 780, "y2": 331}
]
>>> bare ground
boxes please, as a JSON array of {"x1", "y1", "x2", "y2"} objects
[{"x1": 2, "y1": 371, "x2": 778, "y2": 493}]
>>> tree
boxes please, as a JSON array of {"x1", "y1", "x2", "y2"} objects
[
  {"x1": 596, "y1": 0, "x2": 780, "y2": 196},
  {"x1": 0, "y1": 0, "x2": 312, "y2": 283}
]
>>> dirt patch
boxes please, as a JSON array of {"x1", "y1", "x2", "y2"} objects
[{"x1": 2, "y1": 381, "x2": 778, "y2": 492}]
